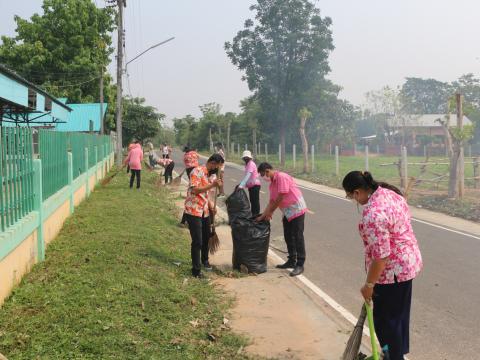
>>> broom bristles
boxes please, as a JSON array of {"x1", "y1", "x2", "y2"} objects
[
  {"x1": 209, "y1": 228, "x2": 220, "y2": 255},
  {"x1": 342, "y1": 305, "x2": 367, "y2": 360}
]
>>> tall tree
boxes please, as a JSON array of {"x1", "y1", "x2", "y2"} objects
[
  {"x1": 122, "y1": 97, "x2": 163, "y2": 146},
  {"x1": 0, "y1": 0, "x2": 116, "y2": 103},
  {"x1": 225, "y1": 0, "x2": 334, "y2": 165},
  {"x1": 400, "y1": 77, "x2": 451, "y2": 114}
]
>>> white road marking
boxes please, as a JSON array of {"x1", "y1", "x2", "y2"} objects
[
  {"x1": 230, "y1": 178, "x2": 237, "y2": 182},
  {"x1": 296, "y1": 184, "x2": 480, "y2": 241}
]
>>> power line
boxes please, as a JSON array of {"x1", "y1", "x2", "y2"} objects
[{"x1": 39, "y1": 76, "x2": 101, "y2": 88}]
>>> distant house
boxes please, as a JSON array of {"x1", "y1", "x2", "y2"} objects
[{"x1": 385, "y1": 114, "x2": 472, "y2": 155}]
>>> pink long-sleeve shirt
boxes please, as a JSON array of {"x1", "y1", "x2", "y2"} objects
[{"x1": 124, "y1": 144, "x2": 143, "y2": 170}]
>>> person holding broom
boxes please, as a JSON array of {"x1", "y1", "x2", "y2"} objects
[
  {"x1": 124, "y1": 141, "x2": 143, "y2": 189},
  {"x1": 184, "y1": 154, "x2": 223, "y2": 278},
  {"x1": 256, "y1": 162, "x2": 307, "y2": 277},
  {"x1": 342, "y1": 171, "x2": 423, "y2": 360}
]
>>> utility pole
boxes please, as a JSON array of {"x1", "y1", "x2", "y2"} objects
[
  {"x1": 99, "y1": 66, "x2": 104, "y2": 135},
  {"x1": 115, "y1": 0, "x2": 126, "y2": 166}
]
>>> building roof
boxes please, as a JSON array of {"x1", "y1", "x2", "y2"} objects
[
  {"x1": 0, "y1": 63, "x2": 71, "y2": 112},
  {"x1": 55, "y1": 103, "x2": 108, "y2": 132},
  {"x1": 388, "y1": 114, "x2": 472, "y2": 128}
]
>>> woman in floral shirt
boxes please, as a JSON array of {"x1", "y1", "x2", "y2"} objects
[{"x1": 342, "y1": 171, "x2": 422, "y2": 360}]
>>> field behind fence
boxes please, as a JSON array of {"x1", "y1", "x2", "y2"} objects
[{"x1": 224, "y1": 142, "x2": 480, "y2": 194}]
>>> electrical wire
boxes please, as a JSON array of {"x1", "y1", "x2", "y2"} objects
[{"x1": 39, "y1": 76, "x2": 101, "y2": 88}]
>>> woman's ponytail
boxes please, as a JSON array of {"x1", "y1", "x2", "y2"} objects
[{"x1": 343, "y1": 170, "x2": 404, "y2": 197}]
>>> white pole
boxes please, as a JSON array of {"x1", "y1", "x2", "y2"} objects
[
  {"x1": 265, "y1": 143, "x2": 268, "y2": 161},
  {"x1": 376, "y1": 144, "x2": 380, "y2": 154},
  {"x1": 311, "y1": 144, "x2": 315, "y2": 172},
  {"x1": 278, "y1": 144, "x2": 281, "y2": 163},
  {"x1": 245, "y1": 143, "x2": 248, "y2": 151},
  {"x1": 424, "y1": 145, "x2": 427, "y2": 158},
  {"x1": 293, "y1": 144, "x2": 296, "y2": 169},
  {"x1": 237, "y1": 143, "x2": 240, "y2": 156},
  {"x1": 402, "y1": 146, "x2": 408, "y2": 190},
  {"x1": 365, "y1": 145, "x2": 369, "y2": 171},
  {"x1": 335, "y1": 145, "x2": 339, "y2": 176},
  {"x1": 329, "y1": 144, "x2": 332, "y2": 156},
  {"x1": 258, "y1": 142, "x2": 261, "y2": 156}
]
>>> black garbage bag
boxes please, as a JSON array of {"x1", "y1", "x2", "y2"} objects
[
  {"x1": 226, "y1": 188, "x2": 270, "y2": 274},
  {"x1": 225, "y1": 187, "x2": 251, "y2": 223}
]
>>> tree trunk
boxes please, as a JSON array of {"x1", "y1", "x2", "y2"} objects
[
  {"x1": 299, "y1": 117, "x2": 309, "y2": 173},
  {"x1": 448, "y1": 145, "x2": 460, "y2": 199},
  {"x1": 456, "y1": 94, "x2": 464, "y2": 199},
  {"x1": 226, "y1": 120, "x2": 231, "y2": 159},
  {"x1": 253, "y1": 128, "x2": 257, "y2": 158},
  {"x1": 280, "y1": 127, "x2": 286, "y2": 167},
  {"x1": 474, "y1": 157, "x2": 480, "y2": 189}
]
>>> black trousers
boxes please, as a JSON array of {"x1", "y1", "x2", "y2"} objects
[
  {"x1": 129, "y1": 169, "x2": 141, "y2": 188},
  {"x1": 185, "y1": 214, "x2": 210, "y2": 275},
  {"x1": 164, "y1": 162, "x2": 175, "y2": 184},
  {"x1": 373, "y1": 279, "x2": 412, "y2": 360},
  {"x1": 248, "y1": 185, "x2": 261, "y2": 216},
  {"x1": 162, "y1": 154, "x2": 169, "y2": 159},
  {"x1": 282, "y1": 214, "x2": 306, "y2": 266}
]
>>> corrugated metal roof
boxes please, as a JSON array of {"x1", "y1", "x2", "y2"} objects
[
  {"x1": 55, "y1": 103, "x2": 108, "y2": 132},
  {"x1": 388, "y1": 114, "x2": 472, "y2": 128}
]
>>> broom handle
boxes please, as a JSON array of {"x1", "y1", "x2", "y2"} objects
[{"x1": 365, "y1": 302, "x2": 380, "y2": 360}]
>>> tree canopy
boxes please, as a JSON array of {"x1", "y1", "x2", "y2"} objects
[
  {"x1": 122, "y1": 97, "x2": 164, "y2": 146},
  {"x1": 225, "y1": 0, "x2": 334, "y2": 163},
  {"x1": 0, "y1": 0, "x2": 116, "y2": 104}
]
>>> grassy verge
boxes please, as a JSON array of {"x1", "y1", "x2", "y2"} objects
[
  {"x1": 208, "y1": 151, "x2": 480, "y2": 222},
  {"x1": 0, "y1": 169, "x2": 256, "y2": 360}
]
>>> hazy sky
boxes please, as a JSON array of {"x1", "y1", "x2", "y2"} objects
[{"x1": 1, "y1": 0, "x2": 479, "y2": 122}]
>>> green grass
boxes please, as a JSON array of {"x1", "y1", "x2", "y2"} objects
[{"x1": 0, "y1": 169, "x2": 257, "y2": 360}]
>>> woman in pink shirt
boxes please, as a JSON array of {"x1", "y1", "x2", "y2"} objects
[
  {"x1": 238, "y1": 150, "x2": 261, "y2": 216},
  {"x1": 124, "y1": 141, "x2": 144, "y2": 189},
  {"x1": 342, "y1": 171, "x2": 423, "y2": 360},
  {"x1": 256, "y1": 162, "x2": 307, "y2": 277}
]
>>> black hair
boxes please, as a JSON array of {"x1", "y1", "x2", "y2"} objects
[
  {"x1": 257, "y1": 162, "x2": 273, "y2": 174},
  {"x1": 183, "y1": 145, "x2": 190, "y2": 153},
  {"x1": 342, "y1": 171, "x2": 403, "y2": 197},
  {"x1": 207, "y1": 153, "x2": 224, "y2": 164}
]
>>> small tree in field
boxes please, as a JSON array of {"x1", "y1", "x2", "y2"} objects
[{"x1": 298, "y1": 107, "x2": 312, "y2": 173}]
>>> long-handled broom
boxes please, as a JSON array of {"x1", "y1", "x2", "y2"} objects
[
  {"x1": 172, "y1": 169, "x2": 186, "y2": 186},
  {"x1": 101, "y1": 165, "x2": 125, "y2": 186},
  {"x1": 342, "y1": 302, "x2": 379, "y2": 360},
  {"x1": 208, "y1": 187, "x2": 220, "y2": 254}
]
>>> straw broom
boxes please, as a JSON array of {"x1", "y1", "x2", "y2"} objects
[
  {"x1": 208, "y1": 187, "x2": 220, "y2": 254},
  {"x1": 342, "y1": 304, "x2": 367, "y2": 360},
  {"x1": 172, "y1": 169, "x2": 185, "y2": 186},
  {"x1": 101, "y1": 165, "x2": 125, "y2": 186}
]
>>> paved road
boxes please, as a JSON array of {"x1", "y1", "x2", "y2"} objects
[{"x1": 172, "y1": 152, "x2": 480, "y2": 360}]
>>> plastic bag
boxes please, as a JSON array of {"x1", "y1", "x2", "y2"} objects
[{"x1": 226, "y1": 188, "x2": 270, "y2": 274}]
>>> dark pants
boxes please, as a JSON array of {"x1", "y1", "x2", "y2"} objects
[
  {"x1": 162, "y1": 154, "x2": 169, "y2": 159},
  {"x1": 373, "y1": 279, "x2": 412, "y2": 360},
  {"x1": 129, "y1": 169, "x2": 141, "y2": 188},
  {"x1": 282, "y1": 214, "x2": 306, "y2": 266},
  {"x1": 248, "y1": 185, "x2": 261, "y2": 216},
  {"x1": 164, "y1": 162, "x2": 175, "y2": 184},
  {"x1": 185, "y1": 214, "x2": 210, "y2": 275}
]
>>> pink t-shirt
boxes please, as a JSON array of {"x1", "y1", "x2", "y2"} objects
[
  {"x1": 359, "y1": 187, "x2": 423, "y2": 285},
  {"x1": 125, "y1": 144, "x2": 143, "y2": 170},
  {"x1": 269, "y1": 171, "x2": 307, "y2": 221},
  {"x1": 245, "y1": 160, "x2": 261, "y2": 188}
]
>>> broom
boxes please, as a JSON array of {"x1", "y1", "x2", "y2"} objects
[
  {"x1": 208, "y1": 187, "x2": 220, "y2": 255},
  {"x1": 342, "y1": 304, "x2": 367, "y2": 360},
  {"x1": 101, "y1": 165, "x2": 125, "y2": 186},
  {"x1": 172, "y1": 169, "x2": 185, "y2": 186}
]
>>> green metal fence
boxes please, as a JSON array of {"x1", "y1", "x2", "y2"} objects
[
  {"x1": 39, "y1": 130, "x2": 69, "y2": 200},
  {"x1": 68, "y1": 133, "x2": 111, "y2": 178},
  {"x1": 0, "y1": 127, "x2": 35, "y2": 232}
]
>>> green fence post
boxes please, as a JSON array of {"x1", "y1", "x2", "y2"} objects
[
  {"x1": 85, "y1": 147, "x2": 90, "y2": 197},
  {"x1": 33, "y1": 159, "x2": 45, "y2": 261},
  {"x1": 94, "y1": 146, "x2": 98, "y2": 185},
  {"x1": 68, "y1": 152, "x2": 74, "y2": 214}
]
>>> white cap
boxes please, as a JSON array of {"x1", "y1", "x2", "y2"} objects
[{"x1": 242, "y1": 150, "x2": 252, "y2": 159}]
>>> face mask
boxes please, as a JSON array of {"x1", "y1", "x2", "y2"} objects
[{"x1": 208, "y1": 169, "x2": 218, "y2": 176}]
